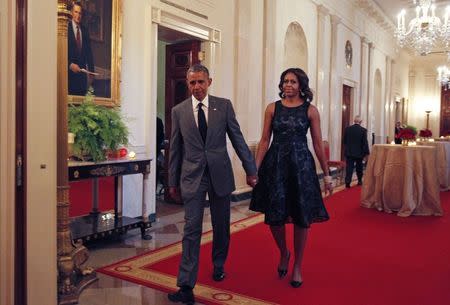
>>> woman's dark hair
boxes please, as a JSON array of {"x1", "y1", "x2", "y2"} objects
[{"x1": 278, "y1": 68, "x2": 313, "y2": 102}]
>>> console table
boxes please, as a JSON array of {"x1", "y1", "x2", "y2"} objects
[{"x1": 69, "y1": 156, "x2": 152, "y2": 243}]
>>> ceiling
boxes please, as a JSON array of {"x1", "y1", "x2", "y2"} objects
[{"x1": 373, "y1": 0, "x2": 450, "y2": 25}]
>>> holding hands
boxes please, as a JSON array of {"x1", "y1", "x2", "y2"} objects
[
  {"x1": 323, "y1": 175, "x2": 334, "y2": 196},
  {"x1": 246, "y1": 175, "x2": 258, "y2": 188}
]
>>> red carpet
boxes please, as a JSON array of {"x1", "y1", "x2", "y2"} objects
[{"x1": 98, "y1": 187, "x2": 450, "y2": 305}]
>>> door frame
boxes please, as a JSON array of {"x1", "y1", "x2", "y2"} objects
[{"x1": 150, "y1": 6, "x2": 220, "y2": 201}]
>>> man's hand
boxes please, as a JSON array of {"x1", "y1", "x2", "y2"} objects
[
  {"x1": 246, "y1": 175, "x2": 258, "y2": 188},
  {"x1": 69, "y1": 63, "x2": 81, "y2": 73},
  {"x1": 169, "y1": 186, "x2": 181, "y2": 202},
  {"x1": 88, "y1": 74, "x2": 95, "y2": 85}
]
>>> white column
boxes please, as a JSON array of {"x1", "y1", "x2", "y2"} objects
[
  {"x1": 328, "y1": 14, "x2": 341, "y2": 159},
  {"x1": 384, "y1": 56, "x2": 392, "y2": 142},
  {"x1": 359, "y1": 37, "x2": 369, "y2": 125},
  {"x1": 316, "y1": 4, "x2": 330, "y2": 140},
  {"x1": 367, "y1": 42, "x2": 375, "y2": 144},
  {"x1": 234, "y1": 0, "x2": 264, "y2": 142},
  {"x1": 232, "y1": 0, "x2": 264, "y2": 192}
]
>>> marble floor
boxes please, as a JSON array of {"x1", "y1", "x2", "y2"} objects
[{"x1": 78, "y1": 182, "x2": 348, "y2": 305}]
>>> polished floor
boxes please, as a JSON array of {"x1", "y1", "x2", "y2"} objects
[{"x1": 78, "y1": 181, "x2": 347, "y2": 305}]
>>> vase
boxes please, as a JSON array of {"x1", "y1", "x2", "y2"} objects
[
  {"x1": 68, "y1": 132, "x2": 75, "y2": 159},
  {"x1": 401, "y1": 139, "x2": 409, "y2": 146}
]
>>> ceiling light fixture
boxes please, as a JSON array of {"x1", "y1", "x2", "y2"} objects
[{"x1": 395, "y1": 0, "x2": 450, "y2": 56}]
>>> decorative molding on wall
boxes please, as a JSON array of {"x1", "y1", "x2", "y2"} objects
[
  {"x1": 355, "y1": 0, "x2": 394, "y2": 31},
  {"x1": 151, "y1": 6, "x2": 220, "y2": 43}
]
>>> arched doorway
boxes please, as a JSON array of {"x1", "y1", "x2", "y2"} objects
[{"x1": 283, "y1": 22, "x2": 308, "y2": 72}]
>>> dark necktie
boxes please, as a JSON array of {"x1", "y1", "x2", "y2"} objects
[
  {"x1": 197, "y1": 103, "x2": 207, "y2": 142},
  {"x1": 76, "y1": 26, "x2": 82, "y2": 52}
]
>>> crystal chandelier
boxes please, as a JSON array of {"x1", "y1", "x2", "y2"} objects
[
  {"x1": 437, "y1": 64, "x2": 450, "y2": 87},
  {"x1": 395, "y1": 0, "x2": 450, "y2": 56}
]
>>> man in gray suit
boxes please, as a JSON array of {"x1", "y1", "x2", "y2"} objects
[{"x1": 168, "y1": 64, "x2": 257, "y2": 304}]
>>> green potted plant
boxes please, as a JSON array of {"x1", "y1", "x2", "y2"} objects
[{"x1": 68, "y1": 89, "x2": 129, "y2": 162}]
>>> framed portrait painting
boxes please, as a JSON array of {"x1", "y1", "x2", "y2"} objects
[{"x1": 67, "y1": 0, "x2": 122, "y2": 106}]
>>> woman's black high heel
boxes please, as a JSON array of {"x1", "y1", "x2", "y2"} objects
[{"x1": 277, "y1": 251, "x2": 290, "y2": 278}]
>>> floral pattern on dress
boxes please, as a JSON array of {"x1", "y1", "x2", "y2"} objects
[{"x1": 250, "y1": 100, "x2": 329, "y2": 227}]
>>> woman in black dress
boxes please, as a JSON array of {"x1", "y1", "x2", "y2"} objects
[{"x1": 250, "y1": 68, "x2": 333, "y2": 287}]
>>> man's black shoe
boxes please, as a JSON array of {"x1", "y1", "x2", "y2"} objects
[
  {"x1": 168, "y1": 287, "x2": 195, "y2": 305},
  {"x1": 213, "y1": 267, "x2": 226, "y2": 281}
]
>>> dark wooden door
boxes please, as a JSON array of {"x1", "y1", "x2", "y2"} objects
[
  {"x1": 440, "y1": 87, "x2": 450, "y2": 136},
  {"x1": 164, "y1": 40, "x2": 201, "y2": 202},
  {"x1": 341, "y1": 85, "x2": 352, "y2": 160}
]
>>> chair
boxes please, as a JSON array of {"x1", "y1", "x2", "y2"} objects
[{"x1": 323, "y1": 140, "x2": 346, "y2": 184}]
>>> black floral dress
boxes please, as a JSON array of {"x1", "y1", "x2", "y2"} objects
[{"x1": 250, "y1": 100, "x2": 329, "y2": 227}]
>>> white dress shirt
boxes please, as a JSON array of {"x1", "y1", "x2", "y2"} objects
[{"x1": 192, "y1": 95, "x2": 209, "y2": 127}]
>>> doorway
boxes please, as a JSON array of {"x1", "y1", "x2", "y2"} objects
[
  {"x1": 156, "y1": 26, "x2": 201, "y2": 203},
  {"x1": 341, "y1": 84, "x2": 353, "y2": 160},
  {"x1": 440, "y1": 86, "x2": 450, "y2": 136}
]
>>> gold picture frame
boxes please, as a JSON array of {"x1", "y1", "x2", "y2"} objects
[{"x1": 67, "y1": 0, "x2": 122, "y2": 107}]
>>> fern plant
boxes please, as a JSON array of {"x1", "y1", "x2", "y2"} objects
[{"x1": 68, "y1": 89, "x2": 129, "y2": 162}]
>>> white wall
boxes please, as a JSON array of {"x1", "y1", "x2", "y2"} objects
[
  {"x1": 0, "y1": 1, "x2": 16, "y2": 304},
  {"x1": 121, "y1": 0, "x2": 155, "y2": 217},
  {"x1": 274, "y1": 0, "x2": 318, "y2": 91},
  {"x1": 408, "y1": 54, "x2": 444, "y2": 136},
  {"x1": 26, "y1": 0, "x2": 58, "y2": 304}
]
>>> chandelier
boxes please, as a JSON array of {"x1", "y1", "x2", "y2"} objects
[
  {"x1": 437, "y1": 64, "x2": 450, "y2": 87},
  {"x1": 395, "y1": 0, "x2": 450, "y2": 56}
]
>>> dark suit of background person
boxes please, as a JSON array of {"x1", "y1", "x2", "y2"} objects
[
  {"x1": 67, "y1": 3, "x2": 94, "y2": 96},
  {"x1": 167, "y1": 64, "x2": 257, "y2": 304},
  {"x1": 343, "y1": 116, "x2": 370, "y2": 188},
  {"x1": 156, "y1": 117, "x2": 165, "y2": 188},
  {"x1": 394, "y1": 122, "x2": 403, "y2": 144}
]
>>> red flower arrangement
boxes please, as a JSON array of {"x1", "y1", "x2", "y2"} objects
[
  {"x1": 419, "y1": 129, "x2": 432, "y2": 138},
  {"x1": 397, "y1": 128, "x2": 417, "y2": 140}
]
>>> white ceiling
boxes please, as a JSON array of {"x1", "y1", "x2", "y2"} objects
[{"x1": 373, "y1": 0, "x2": 450, "y2": 24}]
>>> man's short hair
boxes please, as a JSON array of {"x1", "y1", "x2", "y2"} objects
[
  {"x1": 186, "y1": 64, "x2": 210, "y2": 78},
  {"x1": 71, "y1": 1, "x2": 82, "y2": 11},
  {"x1": 354, "y1": 115, "x2": 362, "y2": 124}
]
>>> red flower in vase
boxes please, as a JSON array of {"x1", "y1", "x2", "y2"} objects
[
  {"x1": 397, "y1": 128, "x2": 416, "y2": 140},
  {"x1": 419, "y1": 129, "x2": 432, "y2": 138}
]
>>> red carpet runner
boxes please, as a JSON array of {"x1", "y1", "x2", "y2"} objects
[{"x1": 98, "y1": 187, "x2": 450, "y2": 305}]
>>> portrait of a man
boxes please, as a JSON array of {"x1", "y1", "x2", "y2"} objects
[
  {"x1": 68, "y1": 1, "x2": 95, "y2": 96},
  {"x1": 68, "y1": 0, "x2": 116, "y2": 100}
]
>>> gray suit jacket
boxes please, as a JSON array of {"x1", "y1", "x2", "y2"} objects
[{"x1": 168, "y1": 95, "x2": 256, "y2": 199}]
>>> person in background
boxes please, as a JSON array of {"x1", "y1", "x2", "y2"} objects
[
  {"x1": 250, "y1": 67, "x2": 332, "y2": 288},
  {"x1": 343, "y1": 115, "x2": 370, "y2": 188},
  {"x1": 156, "y1": 116, "x2": 165, "y2": 190},
  {"x1": 68, "y1": 1, "x2": 94, "y2": 96},
  {"x1": 394, "y1": 121, "x2": 403, "y2": 144},
  {"x1": 167, "y1": 64, "x2": 257, "y2": 304},
  {"x1": 156, "y1": 116, "x2": 165, "y2": 158}
]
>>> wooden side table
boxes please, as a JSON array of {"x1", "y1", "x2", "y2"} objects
[{"x1": 69, "y1": 156, "x2": 153, "y2": 242}]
